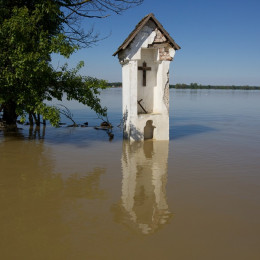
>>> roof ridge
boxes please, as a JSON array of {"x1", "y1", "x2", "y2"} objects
[{"x1": 113, "y1": 13, "x2": 180, "y2": 57}]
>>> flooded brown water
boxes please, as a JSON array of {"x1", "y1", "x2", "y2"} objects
[{"x1": 1, "y1": 89, "x2": 260, "y2": 259}]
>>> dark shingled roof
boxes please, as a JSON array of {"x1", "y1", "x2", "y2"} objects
[{"x1": 113, "y1": 13, "x2": 181, "y2": 56}]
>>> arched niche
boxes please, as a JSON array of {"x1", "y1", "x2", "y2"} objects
[{"x1": 137, "y1": 48, "x2": 158, "y2": 114}]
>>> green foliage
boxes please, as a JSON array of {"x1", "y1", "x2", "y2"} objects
[
  {"x1": 0, "y1": 1, "x2": 108, "y2": 126},
  {"x1": 57, "y1": 62, "x2": 108, "y2": 117}
]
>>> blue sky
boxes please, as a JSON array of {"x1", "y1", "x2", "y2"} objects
[{"x1": 52, "y1": 0, "x2": 260, "y2": 86}]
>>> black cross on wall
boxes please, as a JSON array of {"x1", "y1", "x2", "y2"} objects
[{"x1": 138, "y1": 61, "x2": 151, "y2": 86}]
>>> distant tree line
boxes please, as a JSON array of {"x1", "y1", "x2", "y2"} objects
[
  {"x1": 170, "y1": 83, "x2": 260, "y2": 90},
  {"x1": 107, "y1": 82, "x2": 122, "y2": 87},
  {"x1": 107, "y1": 82, "x2": 260, "y2": 90}
]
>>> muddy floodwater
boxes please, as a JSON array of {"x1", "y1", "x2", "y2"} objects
[{"x1": 1, "y1": 89, "x2": 260, "y2": 259}]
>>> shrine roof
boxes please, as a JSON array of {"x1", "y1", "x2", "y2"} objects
[{"x1": 113, "y1": 13, "x2": 180, "y2": 56}]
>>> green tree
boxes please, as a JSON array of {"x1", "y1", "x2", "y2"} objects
[{"x1": 0, "y1": 0, "x2": 143, "y2": 126}]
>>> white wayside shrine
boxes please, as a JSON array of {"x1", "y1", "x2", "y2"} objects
[{"x1": 113, "y1": 13, "x2": 180, "y2": 141}]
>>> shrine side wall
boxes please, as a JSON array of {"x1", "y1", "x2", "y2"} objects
[
  {"x1": 154, "y1": 61, "x2": 171, "y2": 114},
  {"x1": 122, "y1": 63, "x2": 130, "y2": 137},
  {"x1": 122, "y1": 60, "x2": 139, "y2": 139}
]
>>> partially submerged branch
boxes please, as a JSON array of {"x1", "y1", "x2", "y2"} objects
[
  {"x1": 96, "y1": 113, "x2": 112, "y2": 128},
  {"x1": 58, "y1": 104, "x2": 78, "y2": 126},
  {"x1": 95, "y1": 113, "x2": 114, "y2": 140}
]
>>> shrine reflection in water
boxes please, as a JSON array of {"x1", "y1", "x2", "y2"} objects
[{"x1": 113, "y1": 140, "x2": 172, "y2": 234}]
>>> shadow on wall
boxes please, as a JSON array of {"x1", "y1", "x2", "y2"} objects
[
  {"x1": 123, "y1": 113, "x2": 157, "y2": 141},
  {"x1": 123, "y1": 33, "x2": 150, "y2": 60},
  {"x1": 144, "y1": 120, "x2": 155, "y2": 140},
  {"x1": 122, "y1": 109, "x2": 128, "y2": 136},
  {"x1": 123, "y1": 109, "x2": 143, "y2": 141},
  {"x1": 129, "y1": 123, "x2": 143, "y2": 141}
]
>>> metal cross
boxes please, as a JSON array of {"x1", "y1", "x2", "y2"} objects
[{"x1": 138, "y1": 61, "x2": 151, "y2": 86}]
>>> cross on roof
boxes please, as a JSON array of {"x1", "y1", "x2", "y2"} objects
[{"x1": 138, "y1": 61, "x2": 151, "y2": 86}]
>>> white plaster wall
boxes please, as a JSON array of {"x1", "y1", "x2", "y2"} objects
[
  {"x1": 119, "y1": 22, "x2": 176, "y2": 141},
  {"x1": 154, "y1": 60, "x2": 170, "y2": 114},
  {"x1": 122, "y1": 62, "x2": 130, "y2": 137},
  {"x1": 125, "y1": 114, "x2": 169, "y2": 141},
  {"x1": 118, "y1": 21, "x2": 156, "y2": 63},
  {"x1": 122, "y1": 60, "x2": 139, "y2": 139},
  {"x1": 135, "y1": 114, "x2": 169, "y2": 141},
  {"x1": 122, "y1": 58, "x2": 170, "y2": 141}
]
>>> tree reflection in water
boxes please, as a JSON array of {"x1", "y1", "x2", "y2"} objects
[
  {"x1": 0, "y1": 127, "x2": 107, "y2": 259},
  {"x1": 112, "y1": 140, "x2": 173, "y2": 235}
]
